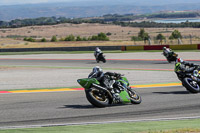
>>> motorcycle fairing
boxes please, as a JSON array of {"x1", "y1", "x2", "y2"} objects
[
  {"x1": 119, "y1": 90, "x2": 131, "y2": 103},
  {"x1": 77, "y1": 78, "x2": 100, "y2": 89}
]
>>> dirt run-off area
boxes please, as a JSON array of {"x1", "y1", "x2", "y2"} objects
[{"x1": 0, "y1": 23, "x2": 200, "y2": 48}]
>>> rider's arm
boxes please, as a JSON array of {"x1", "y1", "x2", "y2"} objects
[
  {"x1": 182, "y1": 61, "x2": 195, "y2": 66},
  {"x1": 181, "y1": 64, "x2": 196, "y2": 73},
  {"x1": 104, "y1": 72, "x2": 121, "y2": 79}
]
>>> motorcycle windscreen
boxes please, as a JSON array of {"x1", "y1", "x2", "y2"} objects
[
  {"x1": 77, "y1": 78, "x2": 100, "y2": 89},
  {"x1": 119, "y1": 90, "x2": 131, "y2": 103}
]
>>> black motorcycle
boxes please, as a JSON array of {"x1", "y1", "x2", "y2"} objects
[
  {"x1": 176, "y1": 65, "x2": 200, "y2": 93},
  {"x1": 96, "y1": 53, "x2": 106, "y2": 63},
  {"x1": 162, "y1": 49, "x2": 178, "y2": 63}
]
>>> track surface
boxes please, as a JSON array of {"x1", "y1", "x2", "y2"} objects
[{"x1": 0, "y1": 52, "x2": 200, "y2": 128}]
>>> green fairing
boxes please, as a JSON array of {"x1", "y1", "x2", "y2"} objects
[
  {"x1": 77, "y1": 78, "x2": 100, "y2": 89},
  {"x1": 118, "y1": 77, "x2": 129, "y2": 86},
  {"x1": 119, "y1": 90, "x2": 131, "y2": 103},
  {"x1": 118, "y1": 77, "x2": 131, "y2": 103}
]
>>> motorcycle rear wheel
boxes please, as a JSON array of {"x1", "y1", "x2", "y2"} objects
[
  {"x1": 182, "y1": 77, "x2": 200, "y2": 93},
  {"x1": 102, "y1": 58, "x2": 106, "y2": 63},
  {"x1": 127, "y1": 88, "x2": 142, "y2": 104},
  {"x1": 85, "y1": 88, "x2": 110, "y2": 107}
]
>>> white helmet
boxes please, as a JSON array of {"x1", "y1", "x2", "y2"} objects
[
  {"x1": 88, "y1": 66, "x2": 103, "y2": 78},
  {"x1": 92, "y1": 66, "x2": 102, "y2": 73},
  {"x1": 163, "y1": 47, "x2": 167, "y2": 50},
  {"x1": 96, "y1": 47, "x2": 99, "y2": 50}
]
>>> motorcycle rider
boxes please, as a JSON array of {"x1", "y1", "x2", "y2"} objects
[
  {"x1": 94, "y1": 47, "x2": 102, "y2": 60},
  {"x1": 174, "y1": 58, "x2": 197, "y2": 80},
  {"x1": 163, "y1": 47, "x2": 174, "y2": 58},
  {"x1": 88, "y1": 66, "x2": 124, "y2": 100}
]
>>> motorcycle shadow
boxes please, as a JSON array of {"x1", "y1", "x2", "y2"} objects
[
  {"x1": 154, "y1": 62, "x2": 173, "y2": 64},
  {"x1": 86, "y1": 62, "x2": 98, "y2": 64},
  {"x1": 153, "y1": 91, "x2": 190, "y2": 95},
  {"x1": 60, "y1": 105, "x2": 94, "y2": 109},
  {"x1": 60, "y1": 104, "x2": 130, "y2": 109}
]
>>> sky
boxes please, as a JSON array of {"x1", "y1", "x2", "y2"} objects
[
  {"x1": 0, "y1": 0, "x2": 80, "y2": 5},
  {"x1": 0, "y1": 0, "x2": 199, "y2": 6}
]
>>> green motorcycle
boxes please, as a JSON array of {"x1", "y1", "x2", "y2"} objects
[{"x1": 77, "y1": 76, "x2": 141, "y2": 107}]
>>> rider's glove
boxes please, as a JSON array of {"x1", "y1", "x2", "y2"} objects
[{"x1": 116, "y1": 73, "x2": 121, "y2": 79}]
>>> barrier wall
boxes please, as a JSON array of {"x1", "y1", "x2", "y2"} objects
[
  {"x1": 144, "y1": 45, "x2": 169, "y2": 50},
  {"x1": 0, "y1": 46, "x2": 122, "y2": 52},
  {"x1": 0, "y1": 44, "x2": 199, "y2": 52},
  {"x1": 169, "y1": 44, "x2": 197, "y2": 50},
  {"x1": 126, "y1": 45, "x2": 144, "y2": 50},
  {"x1": 125, "y1": 44, "x2": 200, "y2": 51}
]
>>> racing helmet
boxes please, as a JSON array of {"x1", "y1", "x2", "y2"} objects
[
  {"x1": 163, "y1": 47, "x2": 167, "y2": 50},
  {"x1": 89, "y1": 66, "x2": 103, "y2": 78},
  {"x1": 176, "y1": 58, "x2": 183, "y2": 63},
  {"x1": 96, "y1": 47, "x2": 99, "y2": 51},
  {"x1": 93, "y1": 66, "x2": 102, "y2": 73}
]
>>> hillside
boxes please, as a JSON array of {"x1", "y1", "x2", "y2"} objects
[
  {"x1": 0, "y1": 23, "x2": 200, "y2": 49},
  {"x1": 0, "y1": 2, "x2": 200, "y2": 21}
]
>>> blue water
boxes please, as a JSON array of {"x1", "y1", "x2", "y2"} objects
[{"x1": 154, "y1": 18, "x2": 200, "y2": 23}]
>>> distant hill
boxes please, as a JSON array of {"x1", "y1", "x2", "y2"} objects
[{"x1": 0, "y1": 1, "x2": 200, "y2": 21}]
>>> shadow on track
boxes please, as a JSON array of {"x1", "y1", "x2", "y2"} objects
[
  {"x1": 59, "y1": 104, "x2": 94, "y2": 109},
  {"x1": 59, "y1": 104, "x2": 129, "y2": 109},
  {"x1": 153, "y1": 62, "x2": 172, "y2": 64},
  {"x1": 153, "y1": 91, "x2": 190, "y2": 95},
  {"x1": 86, "y1": 62, "x2": 98, "y2": 64}
]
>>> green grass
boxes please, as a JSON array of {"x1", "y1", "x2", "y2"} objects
[{"x1": 1, "y1": 119, "x2": 200, "y2": 133}]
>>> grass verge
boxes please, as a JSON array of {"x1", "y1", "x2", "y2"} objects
[{"x1": 0, "y1": 119, "x2": 200, "y2": 133}]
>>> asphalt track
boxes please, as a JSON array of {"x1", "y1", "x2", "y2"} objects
[{"x1": 0, "y1": 52, "x2": 200, "y2": 128}]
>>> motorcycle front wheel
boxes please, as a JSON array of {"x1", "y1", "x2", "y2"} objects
[
  {"x1": 127, "y1": 88, "x2": 142, "y2": 104},
  {"x1": 182, "y1": 77, "x2": 200, "y2": 93},
  {"x1": 85, "y1": 88, "x2": 110, "y2": 107}
]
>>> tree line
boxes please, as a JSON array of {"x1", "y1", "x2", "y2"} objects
[
  {"x1": 113, "y1": 21, "x2": 200, "y2": 28},
  {"x1": 132, "y1": 29, "x2": 183, "y2": 44},
  {"x1": 24, "y1": 32, "x2": 110, "y2": 42},
  {"x1": 0, "y1": 12, "x2": 200, "y2": 28}
]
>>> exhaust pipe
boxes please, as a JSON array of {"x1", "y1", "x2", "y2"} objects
[{"x1": 91, "y1": 83, "x2": 113, "y2": 99}]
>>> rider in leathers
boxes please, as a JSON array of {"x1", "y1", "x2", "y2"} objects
[
  {"x1": 163, "y1": 47, "x2": 173, "y2": 58},
  {"x1": 88, "y1": 66, "x2": 122, "y2": 90},
  {"x1": 175, "y1": 58, "x2": 197, "y2": 81},
  {"x1": 94, "y1": 47, "x2": 102, "y2": 60}
]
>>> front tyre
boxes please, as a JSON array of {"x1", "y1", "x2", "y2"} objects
[
  {"x1": 85, "y1": 88, "x2": 110, "y2": 107},
  {"x1": 102, "y1": 57, "x2": 106, "y2": 63},
  {"x1": 127, "y1": 88, "x2": 142, "y2": 104},
  {"x1": 182, "y1": 77, "x2": 200, "y2": 93}
]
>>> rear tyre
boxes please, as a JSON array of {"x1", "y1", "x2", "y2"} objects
[
  {"x1": 127, "y1": 88, "x2": 142, "y2": 104},
  {"x1": 99, "y1": 54, "x2": 106, "y2": 63},
  {"x1": 182, "y1": 77, "x2": 200, "y2": 93},
  {"x1": 102, "y1": 57, "x2": 106, "y2": 63},
  {"x1": 85, "y1": 88, "x2": 110, "y2": 107}
]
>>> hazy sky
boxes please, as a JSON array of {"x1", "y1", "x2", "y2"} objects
[
  {"x1": 0, "y1": 0, "x2": 199, "y2": 6},
  {"x1": 0, "y1": 0, "x2": 81, "y2": 5}
]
